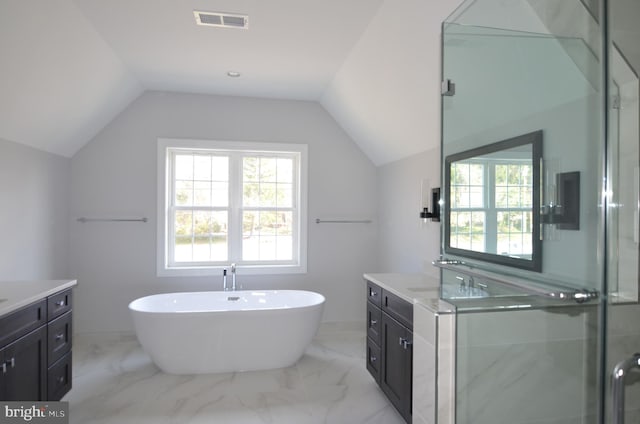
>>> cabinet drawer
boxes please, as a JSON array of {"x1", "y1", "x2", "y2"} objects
[
  {"x1": 47, "y1": 289, "x2": 72, "y2": 321},
  {"x1": 382, "y1": 290, "x2": 413, "y2": 330},
  {"x1": 48, "y1": 312, "x2": 72, "y2": 366},
  {"x1": 367, "y1": 301, "x2": 382, "y2": 345},
  {"x1": 366, "y1": 281, "x2": 382, "y2": 308},
  {"x1": 366, "y1": 338, "x2": 381, "y2": 383},
  {"x1": 48, "y1": 352, "x2": 72, "y2": 401},
  {"x1": 0, "y1": 300, "x2": 46, "y2": 347}
]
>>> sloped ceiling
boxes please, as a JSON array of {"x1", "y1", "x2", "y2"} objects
[
  {"x1": 0, "y1": 0, "x2": 142, "y2": 157},
  {"x1": 0, "y1": 0, "x2": 462, "y2": 164},
  {"x1": 321, "y1": 0, "x2": 462, "y2": 165}
]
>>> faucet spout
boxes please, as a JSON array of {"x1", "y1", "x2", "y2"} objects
[{"x1": 231, "y1": 263, "x2": 237, "y2": 291}]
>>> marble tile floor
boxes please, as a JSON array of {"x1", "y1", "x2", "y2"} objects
[{"x1": 66, "y1": 322, "x2": 404, "y2": 424}]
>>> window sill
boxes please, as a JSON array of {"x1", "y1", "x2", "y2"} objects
[{"x1": 157, "y1": 264, "x2": 307, "y2": 277}]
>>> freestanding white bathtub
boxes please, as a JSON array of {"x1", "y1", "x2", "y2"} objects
[{"x1": 128, "y1": 290, "x2": 325, "y2": 374}]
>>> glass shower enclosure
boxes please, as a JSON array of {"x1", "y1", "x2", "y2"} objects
[{"x1": 438, "y1": 0, "x2": 640, "y2": 423}]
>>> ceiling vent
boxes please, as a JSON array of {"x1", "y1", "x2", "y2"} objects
[{"x1": 193, "y1": 11, "x2": 249, "y2": 29}]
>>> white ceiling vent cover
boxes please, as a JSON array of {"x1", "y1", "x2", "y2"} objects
[{"x1": 194, "y1": 11, "x2": 249, "y2": 29}]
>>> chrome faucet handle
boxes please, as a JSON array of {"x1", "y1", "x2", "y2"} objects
[{"x1": 222, "y1": 268, "x2": 228, "y2": 291}]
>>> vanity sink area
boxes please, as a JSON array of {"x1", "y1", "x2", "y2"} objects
[
  {"x1": 364, "y1": 272, "x2": 599, "y2": 424},
  {"x1": 440, "y1": 285, "x2": 489, "y2": 299}
]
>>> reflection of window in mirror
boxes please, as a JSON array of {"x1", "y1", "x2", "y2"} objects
[
  {"x1": 450, "y1": 159, "x2": 533, "y2": 258},
  {"x1": 444, "y1": 130, "x2": 542, "y2": 272}
]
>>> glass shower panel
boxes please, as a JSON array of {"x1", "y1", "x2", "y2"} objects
[
  {"x1": 606, "y1": 0, "x2": 640, "y2": 422},
  {"x1": 454, "y1": 304, "x2": 599, "y2": 424},
  {"x1": 442, "y1": 4, "x2": 601, "y2": 291},
  {"x1": 440, "y1": 0, "x2": 606, "y2": 423}
]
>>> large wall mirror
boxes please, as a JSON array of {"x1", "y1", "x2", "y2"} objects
[{"x1": 444, "y1": 130, "x2": 543, "y2": 272}]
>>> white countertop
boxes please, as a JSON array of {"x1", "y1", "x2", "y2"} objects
[{"x1": 0, "y1": 279, "x2": 77, "y2": 317}]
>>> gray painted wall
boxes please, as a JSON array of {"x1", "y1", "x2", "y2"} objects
[
  {"x1": 376, "y1": 147, "x2": 442, "y2": 276},
  {"x1": 69, "y1": 91, "x2": 379, "y2": 333},
  {"x1": 0, "y1": 138, "x2": 70, "y2": 280}
]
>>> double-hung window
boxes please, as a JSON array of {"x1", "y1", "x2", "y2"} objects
[{"x1": 158, "y1": 139, "x2": 308, "y2": 276}]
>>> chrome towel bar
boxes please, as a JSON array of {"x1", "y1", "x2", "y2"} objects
[
  {"x1": 315, "y1": 219, "x2": 372, "y2": 224},
  {"x1": 77, "y1": 217, "x2": 148, "y2": 223}
]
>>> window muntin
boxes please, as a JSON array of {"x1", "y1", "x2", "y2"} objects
[{"x1": 158, "y1": 139, "x2": 307, "y2": 276}]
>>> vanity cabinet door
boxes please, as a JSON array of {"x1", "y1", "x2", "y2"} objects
[
  {"x1": 380, "y1": 312, "x2": 412, "y2": 423},
  {"x1": 0, "y1": 326, "x2": 47, "y2": 401}
]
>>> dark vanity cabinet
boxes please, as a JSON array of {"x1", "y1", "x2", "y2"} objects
[
  {"x1": 366, "y1": 281, "x2": 413, "y2": 423},
  {"x1": 0, "y1": 288, "x2": 73, "y2": 401}
]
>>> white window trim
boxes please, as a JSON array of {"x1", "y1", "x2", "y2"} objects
[{"x1": 157, "y1": 138, "x2": 308, "y2": 276}]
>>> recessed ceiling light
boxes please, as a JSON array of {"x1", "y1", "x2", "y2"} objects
[{"x1": 227, "y1": 71, "x2": 241, "y2": 78}]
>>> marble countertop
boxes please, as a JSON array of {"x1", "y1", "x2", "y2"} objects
[
  {"x1": 0, "y1": 279, "x2": 77, "y2": 317},
  {"x1": 363, "y1": 273, "x2": 587, "y2": 314}
]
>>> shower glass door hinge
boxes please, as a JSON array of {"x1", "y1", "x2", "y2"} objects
[{"x1": 442, "y1": 79, "x2": 455, "y2": 96}]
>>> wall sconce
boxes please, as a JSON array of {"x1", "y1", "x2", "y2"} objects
[
  {"x1": 420, "y1": 187, "x2": 441, "y2": 222},
  {"x1": 541, "y1": 171, "x2": 580, "y2": 230}
]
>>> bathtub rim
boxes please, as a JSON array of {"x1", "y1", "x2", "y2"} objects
[{"x1": 128, "y1": 289, "x2": 326, "y2": 314}]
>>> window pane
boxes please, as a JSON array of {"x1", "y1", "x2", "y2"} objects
[
  {"x1": 496, "y1": 211, "x2": 532, "y2": 257},
  {"x1": 452, "y1": 163, "x2": 469, "y2": 185},
  {"x1": 470, "y1": 212, "x2": 485, "y2": 251},
  {"x1": 173, "y1": 210, "x2": 227, "y2": 262},
  {"x1": 175, "y1": 210, "x2": 192, "y2": 237},
  {"x1": 495, "y1": 164, "x2": 507, "y2": 184},
  {"x1": 175, "y1": 155, "x2": 193, "y2": 181},
  {"x1": 243, "y1": 183, "x2": 259, "y2": 207},
  {"x1": 277, "y1": 185, "x2": 293, "y2": 208},
  {"x1": 243, "y1": 157, "x2": 259, "y2": 182},
  {"x1": 175, "y1": 180, "x2": 193, "y2": 206},
  {"x1": 456, "y1": 186, "x2": 470, "y2": 208},
  {"x1": 259, "y1": 157, "x2": 277, "y2": 182},
  {"x1": 211, "y1": 156, "x2": 228, "y2": 181},
  {"x1": 469, "y1": 164, "x2": 483, "y2": 185},
  {"x1": 260, "y1": 183, "x2": 277, "y2": 207},
  {"x1": 211, "y1": 182, "x2": 228, "y2": 207},
  {"x1": 522, "y1": 165, "x2": 533, "y2": 185},
  {"x1": 193, "y1": 155, "x2": 212, "y2": 181},
  {"x1": 469, "y1": 186, "x2": 484, "y2": 208},
  {"x1": 508, "y1": 164, "x2": 521, "y2": 184},
  {"x1": 175, "y1": 154, "x2": 229, "y2": 208},
  {"x1": 495, "y1": 186, "x2": 508, "y2": 208},
  {"x1": 243, "y1": 156, "x2": 295, "y2": 208},
  {"x1": 521, "y1": 187, "x2": 533, "y2": 207},
  {"x1": 242, "y1": 211, "x2": 293, "y2": 261},
  {"x1": 277, "y1": 158, "x2": 293, "y2": 183},
  {"x1": 508, "y1": 187, "x2": 521, "y2": 207},
  {"x1": 193, "y1": 181, "x2": 211, "y2": 206}
]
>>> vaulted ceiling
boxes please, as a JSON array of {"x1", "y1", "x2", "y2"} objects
[{"x1": 0, "y1": 0, "x2": 461, "y2": 165}]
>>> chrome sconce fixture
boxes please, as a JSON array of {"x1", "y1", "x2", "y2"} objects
[
  {"x1": 420, "y1": 187, "x2": 441, "y2": 222},
  {"x1": 541, "y1": 171, "x2": 580, "y2": 230}
]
